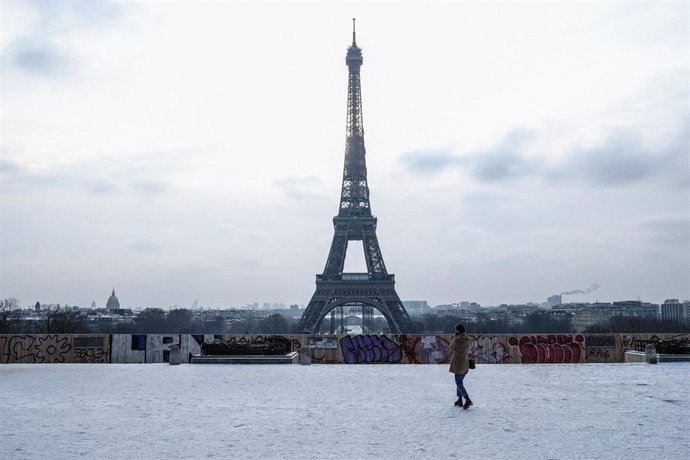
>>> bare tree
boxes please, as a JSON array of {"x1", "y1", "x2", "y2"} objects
[
  {"x1": 257, "y1": 314, "x2": 290, "y2": 334},
  {"x1": 38, "y1": 306, "x2": 89, "y2": 333},
  {"x1": 0, "y1": 298, "x2": 21, "y2": 333},
  {"x1": 134, "y1": 308, "x2": 167, "y2": 333}
]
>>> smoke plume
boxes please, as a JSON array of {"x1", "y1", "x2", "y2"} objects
[{"x1": 560, "y1": 282, "x2": 600, "y2": 296}]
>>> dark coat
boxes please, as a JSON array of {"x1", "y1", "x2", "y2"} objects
[{"x1": 449, "y1": 333, "x2": 471, "y2": 374}]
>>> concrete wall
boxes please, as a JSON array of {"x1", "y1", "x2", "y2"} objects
[{"x1": 1, "y1": 333, "x2": 687, "y2": 364}]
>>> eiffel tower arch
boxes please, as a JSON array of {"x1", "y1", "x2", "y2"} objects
[{"x1": 298, "y1": 20, "x2": 413, "y2": 334}]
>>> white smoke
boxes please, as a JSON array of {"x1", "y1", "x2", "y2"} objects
[{"x1": 560, "y1": 282, "x2": 600, "y2": 296}]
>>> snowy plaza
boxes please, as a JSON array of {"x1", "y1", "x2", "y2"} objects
[{"x1": 2, "y1": 362, "x2": 689, "y2": 459}]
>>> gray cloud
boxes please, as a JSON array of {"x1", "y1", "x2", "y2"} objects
[
  {"x1": 0, "y1": 144, "x2": 216, "y2": 197},
  {"x1": 0, "y1": 158, "x2": 21, "y2": 173},
  {"x1": 131, "y1": 181, "x2": 169, "y2": 195},
  {"x1": 128, "y1": 239, "x2": 163, "y2": 254},
  {"x1": 2, "y1": 1, "x2": 126, "y2": 78},
  {"x1": 554, "y1": 127, "x2": 689, "y2": 187},
  {"x1": 88, "y1": 180, "x2": 118, "y2": 195},
  {"x1": 274, "y1": 176, "x2": 323, "y2": 201},
  {"x1": 470, "y1": 130, "x2": 537, "y2": 182},
  {"x1": 6, "y1": 40, "x2": 72, "y2": 76},
  {"x1": 641, "y1": 216, "x2": 690, "y2": 246},
  {"x1": 1, "y1": 160, "x2": 116, "y2": 195},
  {"x1": 400, "y1": 124, "x2": 688, "y2": 188},
  {"x1": 28, "y1": 0, "x2": 125, "y2": 28},
  {"x1": 471, "y1": 151, "x2": 537, "y2": 181},
  {"x1": 400, "y1": 129, "x2": 538, "y2": 180},
  {"x1": 399, "y1": 150, "x2": 459, "y2": 174},
  {"x1": 1, "y1": 156, "x2": 173, "y2": 197}
]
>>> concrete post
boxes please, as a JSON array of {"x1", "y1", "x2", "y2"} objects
[
  {"x1": 169, "y1": 345, "x2": 181, "y2": 365},
  {"x1": 644, "y1": 344, "x2": 657, "y2": 364},
  {"x1": 299, "y1": 346, "x2": 311, "y2": 365}
]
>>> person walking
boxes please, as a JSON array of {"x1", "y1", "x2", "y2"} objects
[{"x1": 449, "y1": 323, "x2": 473, "y2": 409}]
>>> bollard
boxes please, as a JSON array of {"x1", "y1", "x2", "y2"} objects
[
  {"x1": 299, "y1": 346, "x2": 312, "y2": 365},
  {"x1": 169, "y1": 345, "x2": 181, "y2": 365},
  {"x1": 644, "y1": 344, "x2": 657, "y2": 364}
]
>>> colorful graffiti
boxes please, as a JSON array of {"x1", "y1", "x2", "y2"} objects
[
  {"x1": 396, "y1": 335, "x2": 451, "y2": 364},
  {"x1": 397, "y1": 335, "x2": 421, "y2": 363},
  {"x1": 1, "y1": 333, "x2": 684, "y2": 364},
  {"x1": 340, "y1": 335, "x2": 402, "y2": 364},
  {"x1": 420, "y1": 335, "x2": 450, "y2": 364},
  {"x1": 470, "y1": 336, "x2": 511, "y2": 364},
  {"x1": 509, "y1": 335, "x2": 585, "y2": 364}
]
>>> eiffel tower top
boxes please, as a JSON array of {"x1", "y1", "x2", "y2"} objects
[
  {"x1": 346, "y1": 18, "x2": 363, "y2": 70},
  {"x1": 340, "y1": 18, "x2": 370, "y2": 216}
]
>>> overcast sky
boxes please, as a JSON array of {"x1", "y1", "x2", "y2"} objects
[{"x1": 1, "y1": 1, "x2": 688, "y2": 309}]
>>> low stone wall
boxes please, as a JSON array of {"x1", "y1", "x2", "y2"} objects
[{"x1": 1, "y1": 333, "x2": 687, "y2": 364}]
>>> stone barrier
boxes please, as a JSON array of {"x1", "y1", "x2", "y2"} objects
[
  {"x1": 644, "y1": 344, "x2": 658, "y2": 364},
  {"x1": 169, "y1": 345, "x2": 181, "y2": 365},
  {"x1": 299, "y1": 346, "x2": 312, "y2": 365}
]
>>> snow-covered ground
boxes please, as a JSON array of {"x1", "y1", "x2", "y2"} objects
[{"x1": 2, "y1": 363, "x2": 688, "y2": 459}]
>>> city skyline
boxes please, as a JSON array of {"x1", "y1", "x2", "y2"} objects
[
  {"x1": 6, "y1": 284, "x2": 686, "y2": 313},
  {"x1": 1, "y1": 1, "x2": 688, "y2": 308}
]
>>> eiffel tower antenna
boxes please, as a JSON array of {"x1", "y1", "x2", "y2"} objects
[
  {"x1": 352, "y1": 18, "x2": 356, "y2": 45},
  {"x1": 298, "y1": 23, "x2": 413, "y2": 334}
]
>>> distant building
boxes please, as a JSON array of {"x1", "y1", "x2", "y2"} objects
[
  {"x1": 570, "y1": 301, "x2": 660, "y2": 331},
  {"x1": 547, "y1": 295, "x2": 562, "y2": 308},
  {"x1": 571, "y1": 303, "x2": 615, "y2": 331},
  {"x1": 434, "y1": 304, "x2": 459, "y2": 313},
  {"x1": 459, "y1": 301, "x2": 481, "y2": 310},
  {"x1": 661, "y1": 299, "x2": 684, "y2": 323},
  {"x1": 105, "y1": 288, "x2": 132, "y2": 316},
  {"x1": 402, "y1": 300, "x2": 431, "y2": 315},
  {"x1": 612, "y1": 300, "x2": 658, "y2": 319},
  {"x1": 501, "y1": 304, "x2": 540, "y2": 315},
  {"x1": 106, "y1": 288, "x2": 120, "y2": 313}
]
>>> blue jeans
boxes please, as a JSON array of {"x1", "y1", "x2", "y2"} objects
[{"x1": 454, "y1": 373, "x2": 468, "y2": 397}]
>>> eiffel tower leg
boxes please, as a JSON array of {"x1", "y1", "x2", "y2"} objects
[
  {"x1": 362, "y1": 232, "x2": 387, "y2": 275},
  {"x1": 324, "y1": 228, "x2": 348, "y2": 275}
]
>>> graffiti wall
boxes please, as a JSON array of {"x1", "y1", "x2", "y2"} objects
[
  {"x1": 583, "y1": 335, "x2": 617, "y2": 363},
  {"x1": 0, "y1": 334, "x2": 111, "y2": 364},
  {"x1": 507, "y1": 334, "x2": 585, "y2": 364},
  {"x1": 1, "y1": 333, "x2": 686, "y2": 364}
]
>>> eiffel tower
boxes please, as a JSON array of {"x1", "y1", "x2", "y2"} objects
[{"x1": 298, "y1": 20, "x2": 413, "y2": 334}]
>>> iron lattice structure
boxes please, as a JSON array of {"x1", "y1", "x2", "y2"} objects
[{"x1": 298, "y1": 21, "x2": 413, "y2": 334}]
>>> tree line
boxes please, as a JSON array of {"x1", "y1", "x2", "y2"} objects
[
  {"x1": 1, "y1": 298, "x2": 687, "y2": 335},
  {"x1": 0, "y1": 300, "x2": 297, "y2": 335}
]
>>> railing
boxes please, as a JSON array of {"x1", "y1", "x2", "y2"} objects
[
  {"x1": 317, "y1": 273, "x2": 395, "y2": 282},
  {"x1": 634, "y1": 337, "x2": 690, "y2": 354}
]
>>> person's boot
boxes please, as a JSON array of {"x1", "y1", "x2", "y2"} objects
[
  {"x1": 462, "y1": 396, "x2": 473, "y2": 409},
  {"x1": 454, "y1": 396, "x2": 463, "y2": 407}
]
